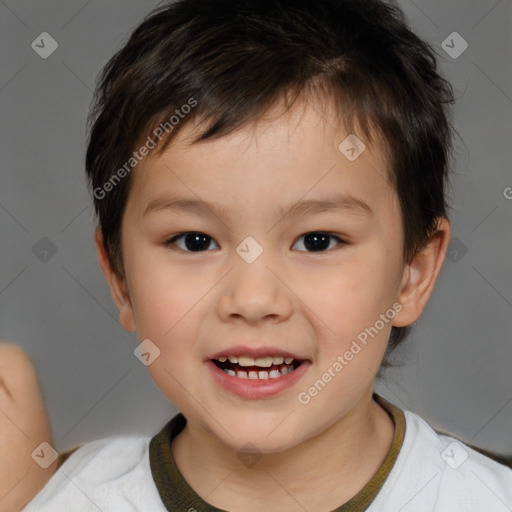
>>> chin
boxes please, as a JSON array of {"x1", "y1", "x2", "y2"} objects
[{"x1": 213, "y1": 417, "x2": 304, "y2": 454}]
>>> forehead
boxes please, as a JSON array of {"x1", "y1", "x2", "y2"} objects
[{"x1": 127, "y1": 99, "x2": 396, "y2": 219}]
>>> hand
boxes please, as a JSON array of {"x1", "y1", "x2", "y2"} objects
[{"x1": 0, "y1": 343, "x2": 56, "y2": 512}]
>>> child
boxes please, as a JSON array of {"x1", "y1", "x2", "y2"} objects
[{"x1": 5, "y1": 0, "x2": 512, "y2": 510}]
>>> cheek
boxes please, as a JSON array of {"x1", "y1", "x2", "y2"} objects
[
  {"x1": 299, "y1": 251, "x2": 400, "y2": 353},
  {"x1": 312, "y1": 262, "x2": 392, "y2": 317},
  {"x1": 125, "y1": 261, "x2": 207, "y2": 405},
  {"x1": 127, "y1": 250, "x2": 208, "y2": 338},
  {"x1": 128, "y1": 266, "x2": 205, "y2": 405}
]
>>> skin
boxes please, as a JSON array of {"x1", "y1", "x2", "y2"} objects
[
  {"x1": 0, "y1": 344, "x2": 56, "y2": 512},
  {"x1": 95, "y1": 98, "x2": 450, "y2": 512}
]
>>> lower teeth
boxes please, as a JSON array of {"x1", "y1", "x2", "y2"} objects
[{"x1": 222, "y1": 365, "x2": 294, "y2": 379}]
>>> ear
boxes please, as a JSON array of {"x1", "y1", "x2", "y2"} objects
[
  {"x1": 94, "y1": 228, "x2": 137, "y2": 332},
  {"x1": 393, "y1": 217, "x2": 451, "y2": 327}
]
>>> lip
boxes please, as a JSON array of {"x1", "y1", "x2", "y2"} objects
[
  {"x1": 206, "y1": 345, "x2": 305, "y2": 360},
  {"x1": 205, "y1": 358, "x2": 311, "y2": 399}
]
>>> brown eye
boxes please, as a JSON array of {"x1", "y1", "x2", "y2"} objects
[
  {"x1": 293, "y1": 232, "x2": 345, "y2": 252},
  {"x1": 166, "y1": 232, "x2": 219, "y2": 252}
]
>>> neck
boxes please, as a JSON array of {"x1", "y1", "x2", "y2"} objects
[{"x1": 171, "y1": 389, "x2": 394, "y2": 511}]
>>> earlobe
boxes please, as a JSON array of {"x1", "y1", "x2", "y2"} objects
[
  {"x1": 94, "y1": 228, "x2": 137, "y2": 332},
  {"x1": 393, "y1": 218, "x2": 451, "y2": 328}
]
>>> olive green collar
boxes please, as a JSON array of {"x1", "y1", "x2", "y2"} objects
[{"x1": 149, "y1": 394, "x2": 405, "y2": 511}]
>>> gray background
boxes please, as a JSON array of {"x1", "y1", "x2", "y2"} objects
[{"x1": 1, "y1": 0, "x2": 511, "y2": 455}]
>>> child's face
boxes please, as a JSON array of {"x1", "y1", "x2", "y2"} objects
[{"x1": 104, "y1": 101, "x2": 419, "y2": 452}]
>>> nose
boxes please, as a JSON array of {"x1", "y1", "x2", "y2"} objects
[{"x1": 216, "y1": 256, "x2": 294, "y2": 325}]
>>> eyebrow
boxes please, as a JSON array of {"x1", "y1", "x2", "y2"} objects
[{"x1": 143, "y1": 192, "x2": 373, "y2": 220}]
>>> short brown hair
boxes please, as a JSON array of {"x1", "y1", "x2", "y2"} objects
[{"x1": 86, "y1": 0, "x2": 455, "y2": 354}]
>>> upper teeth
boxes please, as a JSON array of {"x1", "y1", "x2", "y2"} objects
[{"x1": 217, "y1": 355, "x2": 294, "y2": 366}]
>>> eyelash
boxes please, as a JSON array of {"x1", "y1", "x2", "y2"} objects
[{"x1": 164, "y1": 231, "x2": 347, "y2": 253}]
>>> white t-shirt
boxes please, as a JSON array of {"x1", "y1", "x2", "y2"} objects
[{"x1": 23, "y1": 405, "x2": 512, "y2": 511}]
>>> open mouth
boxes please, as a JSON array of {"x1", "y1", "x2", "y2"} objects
[{"x1": 211, "y1": 355, "x2": 303, "y2": 380}]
